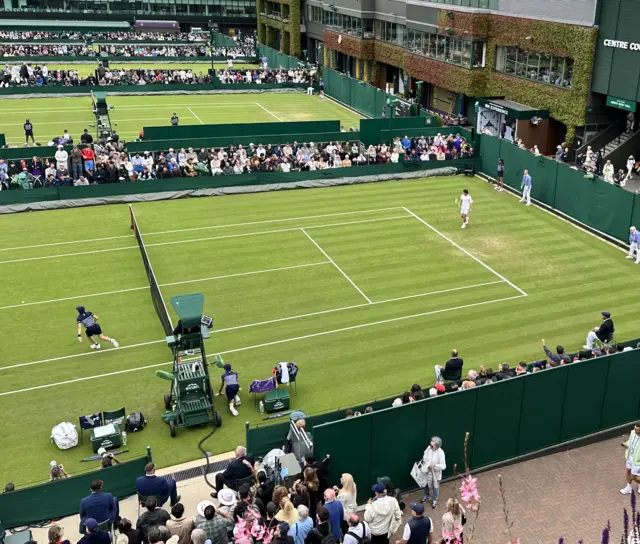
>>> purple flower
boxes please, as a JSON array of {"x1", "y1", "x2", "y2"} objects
[
  {"x1": 557, "y1": 538, "x2": 564, "y2": 544},
  {"x1": 625, "y1": 509, "x2": 630, "y2": 542},
  {"x1": 602, "y1": 524, "x2": 610, "y2": 544}
]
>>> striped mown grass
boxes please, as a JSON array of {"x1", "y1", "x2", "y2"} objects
[{"x1": 0, "y1": 175, "x2": 634, "y2": 485}]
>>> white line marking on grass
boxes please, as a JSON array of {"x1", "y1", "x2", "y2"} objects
[
  {"x1": 0, "y1": 234, "x2": 132, "y2": 252},
  {"x1": 145, "y1": 215, "x2": 411, "y2": 250},
  {"x1": 0, "y1": 216, "x2": 409, "y2": 264},
  {"x1": 143, "y1": 206, "x2": 404, "y2": 237},
  {"x1": 187, "y1": 107, "x2": 204, "y2": 125},
  {"x1": 403, "y1": 207, "x2": 528, "y2": 297},
  {"x1": 255, "y1": 102, "x2": 283, "y2": 121},
  {"x1": 0, "y1": 207, "x2": 404, "y2": 252},
  {"x1": 0, "y1": 262, "x2": 331, "y2": 311},
  {"x1": 0, "y1": 294, "x2": 526, "y2": 396},
  {"x1": 0, "y1": 117, "x2": 200, "y2": 127},
  {"x1": 0, "y1": 280, "x2": 506, "y2": 373},
  {"x1": 301, "y1": 228, "x2": 372, "y2": 303}
]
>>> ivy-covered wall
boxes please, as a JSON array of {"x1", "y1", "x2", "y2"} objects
[
  {"x1": 257, "y1": 0, "x2": 300, "y2": 56},
  {"x1": 320, "y1": 12, "x2": 598, "y2": 142}
]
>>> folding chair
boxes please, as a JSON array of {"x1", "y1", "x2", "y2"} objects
[
  {"x1": 78, "y1": 411, "x2": 103, "y2": 445},
  {"x1": 103, "y1": 407, "x2": 126, "y2": 425},
  {"x1": 274, "y1": 362, "x2": 298, "y2": 395},
  {"x1": 249, "y1": 377, "x2": 277, "y2": 406}
]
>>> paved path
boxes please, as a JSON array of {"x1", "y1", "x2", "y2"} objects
[{"x1": 395, "y1": 434, "x2": 632, "y2": 544}]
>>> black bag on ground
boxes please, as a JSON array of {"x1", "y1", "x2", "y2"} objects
[{"x1": 126, "y1": 411, "x2": 146, "y2": 432}]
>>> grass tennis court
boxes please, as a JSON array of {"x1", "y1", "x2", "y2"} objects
[
  {"x1": 0, "y1": 175, "x2": 635, "y2": 485},
  {"x1": 0, "y1": 93, "x2": 362, "y2": 145}
]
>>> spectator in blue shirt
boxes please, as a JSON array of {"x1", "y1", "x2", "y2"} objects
[
  {"x1": 132, "y1": 153, "x2": 146, "y2": 174},
  {"x1": 289, "y1": 505, "x2": 314, "y2": 544},
  {"x1": 520, "y1": 169, "x2": 532, "y2": 206},
  {"x1": 322, "y1": 489, "x2": 344, "y2": 541},
  {"x1": 627, "y1": 226, "x2": 640, "y2": 264},
  {"x1": 401, "y1": 136, "x2": 411, "y2": 151}
]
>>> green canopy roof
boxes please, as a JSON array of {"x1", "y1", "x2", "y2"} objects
[
  {"x1": 476, "y1": 98, "x2": 548, "y2": 120},
  {"x1": 171, "y1": 293, "x2": 204, "y2": 329}
]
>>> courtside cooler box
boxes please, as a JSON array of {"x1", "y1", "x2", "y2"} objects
[
  {"x1": 90, "y1": 423, "x2": 122, "y2": 453},
  {"x1": 264, "y1": 389, "x2": 290, "y2": 413}
]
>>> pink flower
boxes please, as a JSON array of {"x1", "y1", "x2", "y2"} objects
[
  {"x1": 442, "y1": 526, "x2": 464, "y2": 543},
  {"x1": 460, "y1": 475, "x2": 481, "y2": 507}
]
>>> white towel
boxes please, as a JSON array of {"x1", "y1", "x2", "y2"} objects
[{"x1": 279, "y1": 362, "x2": 290, "y2": 384}]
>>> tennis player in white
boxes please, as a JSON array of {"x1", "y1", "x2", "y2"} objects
[{"x1": 458, "y1": 189, "x2": 473, "y2": 228}]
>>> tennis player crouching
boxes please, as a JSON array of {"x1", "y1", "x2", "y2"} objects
[{"x1": 76, "y1": 305, "x2": 119, "y2": 350}]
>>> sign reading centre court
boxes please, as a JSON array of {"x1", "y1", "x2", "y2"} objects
[{"x1": 603, "y1": 39, "x2": 640, "y2": 50}]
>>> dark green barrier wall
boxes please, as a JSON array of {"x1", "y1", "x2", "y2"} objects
[
  {"x1": 0, "y1": 452, "x2": 150, "y2": 529},
  {"x1": 0, "y1": 158, "x2": 478, "y2": 208},
  {"x1": 128, "y1": 131, "x2": 357, "y2": 154},
  {"x1": 478, "y1": 135, "x2": 637, "y2": 242},
  {"x1": 257, "y1": 44, "x2": 302, "y2": 70},
  {"x1": 0, "y1": 82, "x2": 305, "y2": 97},
  {"x1": 311, "y1": 349, "x2": 640, "y2": 500},
  {"x1": 143, "y1": 120, "x2": 340, "y2": 141},
  {"x1": 360, "y1": 118, "x2": 429, "y2": 147}
]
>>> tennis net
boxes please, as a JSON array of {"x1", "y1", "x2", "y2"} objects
[{"x1": 129, "y1": 205, "x2": 173, "y2": 336}]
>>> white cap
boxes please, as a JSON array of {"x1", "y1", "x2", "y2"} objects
[
  {"x1": 97, "y1": 447, "x2": 107, "y2": 456},
  {"x1": 50, "y1": 460, "x2": 57, "y2": 467}
]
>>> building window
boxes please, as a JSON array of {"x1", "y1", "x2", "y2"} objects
[
  {"x1": 373, "y1": 20, "x2": 403, "y2": 46},
  {"x1": 496, "y1": 46, "x2": 573, "y2": 88},
  {"x1": 406, "y1": 28, "x2": 484, "y2": 68},
  {"x1": 323, "y1": 9, "x2": 363, "y2": 37}
]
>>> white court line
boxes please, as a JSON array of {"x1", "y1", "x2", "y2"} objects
[
  {"x1": 0, "y1": 117, "x2": 198, "y2": 127},
  {"x1": 403, "y1": 207, "x2": 528, "y2": 297},
  {"x1": 187, "y1": 107, "x2": 204, "y2": 125},
  {"x1": 255, "y1": 102, "x2": 283, "y2": 121},
  {"x1": 0, "y1": 294, "x2": 526, "y2": 396},
  {"x1": 0, "y1": 207, "x2": 403, "y2": 252},
  {"x1": 0, "y1": 280, "x2": 504, "y2": 372},
  {"x1": 145, "y1": 216, "x2": 410, "y2": 250},
  {"x1": 0, "y1": 215, "x2": 410, "y2": 265},
  {"x1": 0, "y1": 262, "x2": 330, "y2": 311},
  {"x1": 143, "y1": 206, "x2": 403, "y2": 236},
  {"x1": 0, "y1": 103, "x2": 293, "y2": 113},
  {"x1": 301, "y1": 228, "x2": 372, "y2": 304}
]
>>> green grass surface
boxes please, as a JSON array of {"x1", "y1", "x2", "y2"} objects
[
  {"x1": 0, "y1": 93, "x2": 362, "y2": 145},
  {"x1": 0, "y1": 175, "x2": 636, "y2": 486}
]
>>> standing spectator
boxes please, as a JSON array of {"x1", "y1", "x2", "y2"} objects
[
  {"x1": 520, "y1": 169, "x2": 532, "y2": 206},
  {"x1": 70, "y1": 145, "x2": 83, "y2": 180},
  {"x1": 540, "y1": 339, "x2": 570, "y2": 364},
  {"x1": 364, "y1": 483, "x2": 402, "y2": 544},
  {"x1": 621, "y1": 422, "x2": 640, "y2": 494},
  {"x1": 625, "y1": 155, "x2": 635, "y2": 184},
  {"x1": 334, "y1": 473, "x2": 357, "y2": 517},
  {"x1": 496, "y1": 159, "x2": 504, "y2": 191},
  {"x1": 191, "y1": 529, "x2": 205, "y2": 544},
  {"x1": 440, "y1": 498, "x2": 465, "y2": 543},
  {"x1": 275, "y1": 497, "x2": 298, "y2": 526},
  {"x1": 304, "y1": 454, "x2": 331, "y2": 494},
  {"x1": 304, "y1": 506, "x2": 330, "y2": 544},
  {"x1": 420, "y1": 437, "x2": 446, "y2": 509},
  {"x1": 24, "y1": 118, "x2": 34, "y2": 144},
  {"x1": 55, "y1": 145, "x2": 69, "y2": 172},
  {"x1": 289, "y1": 506, "x2": 314, "y2": 544},
  {"x1": 78, "y1": 519, "x2": 111, "y2": 544},
  {"x1": 136, "y1": 496, "x2": 170, "y2": 543},
  {"x1": 274, "y1": 523, "x2": 294, "y2": 544},
  {"x1": 197, "y1": 504, "x2": 233, "y2": 544},
  {"x1": 395, "y1": 503, "x2": 433, "y2": 544},
  {"x1": 434, "y1": 349, "x2": 464, "y2": 384},
  {"x1": 322, "y1": 489, "x2": 344, "y2": 541},
  {"x1": 81, "y1": 144, "x2": 95, "y2": 178},
  {"x1": 628, "y1": 226, "x2": 640, "y2": 263},
  {"x1": 167, "y1": 503, "x2": 195, "y2": 544},
  {"x1": 343, "y1": 515, "x2": 371, "y2": 544},
  {"x1": 603, "y1": 159, "x2": 614, "y2": 183},
  {"x1": 554, "y1": 145, "x2": 563, "y2": 162}
]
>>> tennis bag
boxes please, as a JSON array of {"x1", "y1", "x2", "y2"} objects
[
  {"x1": 126, "y1": 411, "x2": 146, "y2": 432},
  {"x1": 51, "y1": 422, "x2": 79, "y2": 450}
]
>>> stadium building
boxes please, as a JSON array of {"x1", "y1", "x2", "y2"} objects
[{"x1": 258, "y1": 0, "x2": 613, "y2": 153}]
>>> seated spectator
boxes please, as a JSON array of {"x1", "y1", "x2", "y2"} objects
[
  {"x1": 434, "y1": 349, "x2": 464, "y2": 383},
  {"x1": 78, "y1": 519, "x2": 111, "y2": 544},
  {"x1": 585, "y1": 311, "x2": 614, "y2": 350},
  {"x1": 3, "y1": 482, "x2": 15, "y2": 493},
  {"x1": 48, "y1": 525, "x2": 70, "y2": 544},
  {"x1": 136, "y1": 462, "x2": 180, "y2": 507},
  {"x1": 167, "y1": 503, "x2": 195, "y2": 544},
  {"x1": 50, "y1": 461, "x2": 69, "y2": 481},
  {"x1": 80, "y1": 479, "x2": 119, "y2": 526},
  {"x1": 136, "y1": 496, "x2": 170, "y2": 543},
  {"x1": 211, "y1": 446, "x2": 255, "y2": 496}
]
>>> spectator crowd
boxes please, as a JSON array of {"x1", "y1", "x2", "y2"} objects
[
  {"x1": 0, "y1": 132, "x2": 473, "y2": 189},
  {"x1": 215, "y1": 68, "x2": 314, "y2": 85},
  {"x1": 0, "y1": 30, "x2": 209, "y2": 42}
]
